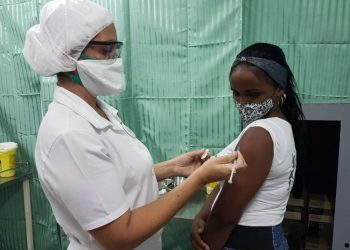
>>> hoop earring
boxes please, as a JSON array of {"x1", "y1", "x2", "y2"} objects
[{"x1": 279, "y1": 94, "x2": 286, "y2": 107}]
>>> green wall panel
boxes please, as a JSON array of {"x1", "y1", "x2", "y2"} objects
[
  {"x1": 243, "y1": 0, "x2": 350, "y2": 103},
  {"x1": 290, "y1": 44, "x2": 350, "y2": 102},
  {"x1": 189, "y1": 97, "x2": 241, "y2": 154},
  {"x1": 188, "y1": 42, "x2": 240, "y2": 97},
  {"x1": 136, "y1": 98, "x2": 190, "y2": 160},
  {"x1": 0, "y1": 96, "x2": 17, "y2": 141},
  {"x1": 16, "y1": 95, "x2": 41, "y2": 135},
  {"x1": 243, "y1": 0, "x2": 350, "y2": 44},
  {"x1": 131, "y1": 43, "x2": 188, "y2": 98},
  {"x1": 1, "y1": 0, "x2": 350, "y2": 249},
  {"x1": 188, "y1": 0, "x2": 242, "y2": 46}
]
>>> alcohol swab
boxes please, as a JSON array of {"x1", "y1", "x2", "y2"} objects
[{"x1": 201, "y1": 149, "x2": 209, "y2": 160}]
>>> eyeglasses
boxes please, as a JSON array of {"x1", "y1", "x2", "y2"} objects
[{"x1": 87, "y1": 41, "x2": 123, "y2": 59}]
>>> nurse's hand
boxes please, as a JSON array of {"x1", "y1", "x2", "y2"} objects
[
  {"x1": 171, "y1": 149, "x2": 211, "y2": 177},
  {"x1": 194, "y1": 151, "x2": 246, "y2": 185}
]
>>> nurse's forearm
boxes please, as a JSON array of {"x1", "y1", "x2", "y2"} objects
[
  {"x1": 90, "y1": 170, "x2": 204, "y2": 250},
  {"x1": 89, "y1": 153, "x2": 237, "y2": 250}
]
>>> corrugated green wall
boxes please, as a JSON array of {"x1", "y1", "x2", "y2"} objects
[
  {"x1": 242, "y1": 0, "x2": 350, "y2": 103},
  {"x1": 0, "y1": 0, "x2": 349, "y2": 249}
]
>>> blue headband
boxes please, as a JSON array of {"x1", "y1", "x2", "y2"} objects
[{"x1": 231, "y1": 56, "x2": 288, "y2": 89}]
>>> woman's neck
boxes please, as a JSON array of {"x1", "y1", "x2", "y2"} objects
[
  {"x1": 268, "y1": 109, "x2": 286, "y2": 120},
  {"x1": 57, "y1": 74, "x2": 109, "y2": 120}
]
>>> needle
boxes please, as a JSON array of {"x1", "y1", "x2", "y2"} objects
[
  {"x1": 228, "y1": 146, "x2": 240, "y2": 184},
  {"x1": 228, "y1": 163, "x2": 236, "y2": 184}
]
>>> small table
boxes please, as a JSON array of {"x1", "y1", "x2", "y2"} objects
[{"x1": 0, "y1": 167, "x2": 33, "y2": 250}]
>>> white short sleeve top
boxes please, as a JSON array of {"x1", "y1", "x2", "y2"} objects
[
  {"x1": 35, "y1": 86, "x2": 161, "y2": 250},
  {"x1": 215, "y1": 117, "x2": 297, "y2": 226}
]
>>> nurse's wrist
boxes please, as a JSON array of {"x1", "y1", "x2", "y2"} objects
[
  {"x1": 187, "y1": 170, "x2": 206, "y2": 188},
  {"x1": 153, "y1": 160, "x2": 177, "y2": 181},
  {"x1": 172, "y1": 165, "x2": 186, "y2": 177},
  {"x1": 159, "y1": 158, "x2": 180, "y2": 176}
]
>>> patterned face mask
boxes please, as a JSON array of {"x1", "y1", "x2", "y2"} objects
[{"x1": 235, "y1": 98, "x2": 274, "y2": 126}]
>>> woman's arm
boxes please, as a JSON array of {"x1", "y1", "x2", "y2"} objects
[
  {"x1": 191, "y1": 185, "x2": 220, "y2": 250},
  {"x1": 89, "y1": 152, "x2": 245, "y2": 250},
  {"x1": 196, "y1": 185, "x2": 220, "y2": 221},
  {"x1": 202, "y1": 127, "x2": 274, "y2": 250}
]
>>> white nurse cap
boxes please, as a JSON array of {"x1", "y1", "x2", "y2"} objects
[{"x1": 23, "y1": 0, "x2": 114, "y2": 76}]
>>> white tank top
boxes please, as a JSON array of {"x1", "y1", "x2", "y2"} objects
[{"x1": 215, "y1": 117, "x2": 296, "y2": 226}]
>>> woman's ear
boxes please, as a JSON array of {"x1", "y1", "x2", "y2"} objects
[
  {"x1": 276, "y1": 88, "x2": 285, "y2": 97},
  {"x1": 276, "y1": 88, "x2": 286, "y2": 107}
]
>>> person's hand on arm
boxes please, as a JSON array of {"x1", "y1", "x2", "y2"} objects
[
  {"x1": 191, "y1": 151, "x2": 247, "y2": 250},
  {"x1": 191, "y1": 185, "x2": 220, "y2": 250},
  {"x1": 89, "y1": 151, "x2": 246, "y2": 250},
  {"x1": 201, "y1": 127, "x2": 274, "y2": 250},
  {"x1": 153, "y1": 149, "x2": 211, "y2": 181}
]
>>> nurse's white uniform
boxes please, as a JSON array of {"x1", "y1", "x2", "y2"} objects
[{"x1": 35, "y1": 86, "x2": 161, "y2": 250}]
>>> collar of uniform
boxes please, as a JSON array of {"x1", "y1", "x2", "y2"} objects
[
  {"x1": 54, "y1": 86, "x2": 113, "y2": 130},
  {"x1": 97, "y1": 100, "x2": 123, "y2": 124}
]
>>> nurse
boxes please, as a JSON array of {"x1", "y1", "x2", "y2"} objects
[{"x1": 23, "y1": 0, "x2": 246, "y2": 249}]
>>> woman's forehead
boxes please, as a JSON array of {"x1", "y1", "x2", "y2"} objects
[
  {"x1": 93, "y1": 24, "x2": 117, "y2": 41},
  {"x1": 230, "y1": 65, "x2": 275, "y2": 89}
]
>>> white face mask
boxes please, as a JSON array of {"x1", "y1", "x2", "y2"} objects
[{"x1": 76, "y1": 58, "x2": 126, "y2": 97}]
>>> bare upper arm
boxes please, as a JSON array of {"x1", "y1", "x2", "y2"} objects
[
  {"x1": 210, "y1": 126, "x2": 274, "y2": 223},
  {"x1": 89, "y1": 209, "x2": 134, "y2": 250}
]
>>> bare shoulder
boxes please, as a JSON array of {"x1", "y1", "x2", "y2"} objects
[
  {"x1": 239, "y1": 126, "x2": 273, "y2": 152},
  {"x1": 237, "y1": 126, "x2": 274, "y2": 173}
]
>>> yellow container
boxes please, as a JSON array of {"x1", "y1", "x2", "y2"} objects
[
  {"x1": 206, "y1": 181, "x2": 218, "y2": 196},
  {"x1": 0, "y1": 142, "x2": 18, "y2": 177}
]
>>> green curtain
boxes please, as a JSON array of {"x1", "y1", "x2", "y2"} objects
[{"x1": 0, "y1": 0, "x2": 349, "y2": 249}]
